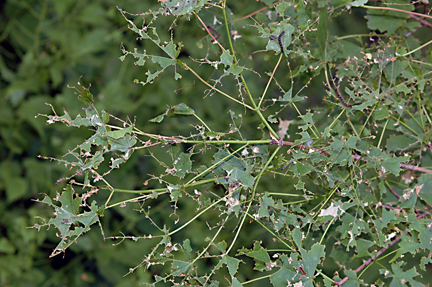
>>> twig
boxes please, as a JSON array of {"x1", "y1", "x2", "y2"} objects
[
  {"x1": 404, "y1": 14, "x2": 432, "y2": 38},
  {"x1": 409, "y1": 14, "x2": 432, "y2": 29},
  {"x1": 400, "y1": 163, "x2": 432, "y2": 174},
  {"x1": 233, "y1": 6, "x2": 269, "y2": 23},
  {"x1": 388, "y1": 186, "x2": 400, "y2": 199}
]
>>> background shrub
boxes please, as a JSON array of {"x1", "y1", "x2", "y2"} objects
[{"x1": 1, "y1": 0, "x2": 432, "y2": 286}]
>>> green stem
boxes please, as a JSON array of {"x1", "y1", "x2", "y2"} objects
[
  {"x1": 220, "y1": 0, "x2": 278, "y2": 139},
  {"x1": 258, "y1": 53, "x2": 283, "y2": 109},
  {"x1": 377, "y1": 118, "x2": 389, "y2": 149},
  {"x1": 185, "y1": 144, "x2": 249, "y2": 186},
  {"x1": 180, "y1": 61, "x2": 255, "y2": 110},
  {"x1": 401, "y1": 38, "x2": 432, "y2": 57},
  {"x1": 191, "y1": 215, "x2": 229, "y2": 265},
  {"x1": 168, "y1": 185, "x2": 242, "y2": 236},
  {"x1": 193, "y1": 113, "x2": 212, "y2": 131},
  {"x1": 226, "y1": 146, "x2": 282, "y2": 254},
  {"x1": 245, "y1": 213, "x2": 294, "y2": 251},
  {"x1": 359, "y1": 102, "x2": 378, "y2": 137}
]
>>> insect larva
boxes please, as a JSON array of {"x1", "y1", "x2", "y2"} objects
[
  {"x1": 335, "y1": 87, "x2": 352, "y2": 108},
  {"x1": 207, "y1": 26, "x2": 220, "y2": 43},
  {"x1": 269, "y1": 31, "x2": 285, "y2": 54},
  {"x1": 278, "y1": 31, "x2": 285, "y2": 54}
]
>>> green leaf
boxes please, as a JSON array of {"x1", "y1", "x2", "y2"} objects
[
  {"x1": 105, "y1": 126, "x2": 133, "y2": 139},
  {"x1": 366, "y1": 1, "x2": 413, "y2": 34},
  {"x1": 171, "y1": 260, "x2": 192, "y2": 276},
  {"x1": 382, "y1": 156, "x2": 409, "y2": 176},
  {"x1": 347, "y1": 0, "x2": 368, "y2": 8},
  {"x1": 33, "y1": 186, "x2": 99, "y2": 257},
  {"x1": 354, "y1": 239, "x2": 374, "y2": 258},
  {"x1": 269, "y1": 255, "x2": 299, "y2": 287},
  {"x1": 300, "y1": 243, "x2": 325, "y2": 278},
  {"x1": 162, "y1": 0, "x2": 206, "y2": 16},
  {"x1": 108, "y1": 134, "x2": 137, "y2": 153},
  {"x1": 173, "y1": 151, "x2": 192, "y2": 179},
  {"x1": 381, "y1": 262, "x2": 422, "y2": 287},
  {"x1": 374, "y1": 209, "x2": 398, "y2": 233},
  {"x1": 374, "y1": 104, "x2": 390, "y2": 120},
  {"x1": 168, "y1": 184, "x2": 182, "y2": 201},
  {"x1": 220, "y1": 255, "x2": 241, "y2": 277},
  {"x1": 77, "y1": 84, "x2": 94, "y2": 105},
  {"x1": 386, "y1": 134, "x2": 418, "y2": 152},
  {"x1": 168, "y1": 103, "x2": 195, "y2": 117},
  {"x1": 238, "y1": 242, "x2": 271, "y2": 271},
  {"x1": 417, "y1": 173, "x2": 432, "y2": 207},
  {"x1": 221, "y1": 50, "x2": 234, "y2": 67},
  {"x1": 258, "y1": 193, "x2": 275, "y2": 218},
  {"x1": 149, "y1": 114, "x2": 165, "y2": 123},
  {"x1": 150, "y1": 103, "x2": 195, "y2": 123},
  {"x1": 213, "y1": 150, "x2": 255, "y2": 188},
  {"x1": 82, "y1": 151, "x2": 105, "y2": 170},
  {"x1": 292, "y1": 228, "x2": 303, "y2": 250},
  {"x1": 232, "y1": 277, "x2": 243, "y2": 287}
]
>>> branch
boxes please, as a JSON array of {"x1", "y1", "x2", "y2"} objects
[
  {"x1": 400, "y1": 163, "x2": 432, "y2": 174},
  {"x1": 409, "y1": 14, "x2": 432, "y2": 29}
]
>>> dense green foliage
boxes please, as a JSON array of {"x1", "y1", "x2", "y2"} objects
[{"x1": 2, "y1": 0, "x2": 432, "y2": 286}]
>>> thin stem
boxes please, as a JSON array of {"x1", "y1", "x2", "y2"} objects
[
  {"x1": 226, "y1": 146, "x2": 282, "y2": 254},
  {"x1": 193, "y1": 113, "x2": 212, "y2": 131},
  {"x1": 180, "y1": 62, "x2": 255, "y2": 110},
  {"x1": 185, "y1": 144, "x2": 249, "y2": 186},
  {"x1": 335, "y1": 33, "x2": 381, "y2": 41},
  {"x1": 233, "y1": 6, "x2": 269, "y2": 23},
  {"x1": 193, "y1": 12, "x2": 226, "y2": 51},
  {"x1": 377, "y1": 118, "x2": 389, "y2": 149},
  {"x1": 361, "y1": 5, "x2": 432, "y2": 20},
  {"x1": 242, "y1": 274, "x2": 272, "y2": 285},
  {"x1": 168, "y1": 186, "x2": 240, "y2": 236},
  {"x1": 359, "y1": 102, "x2": 378, "y2": 137},
  {"x1": 245, "y1": 213, "x2": 294, "y2": 251},
  {"x1": 191, "y1": 215, "x2": 229, "y2": 265},
  {"x1": 258, "y1": 53, "x2": 283, "y2": 109},
  {"x1": 319, "y1": 216, "x2": 336, "y2": 245},
  {"x1": 401, "y1": 38, "x2": 432, "y2": 57}
]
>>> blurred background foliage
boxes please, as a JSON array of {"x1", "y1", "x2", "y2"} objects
[{"x1": 1, "y1": 0, "x2": 431, "y2": 286}]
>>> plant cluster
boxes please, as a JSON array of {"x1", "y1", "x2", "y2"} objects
[{"x1": 34, "y1": 0, "x2": 432, "y2": 286}]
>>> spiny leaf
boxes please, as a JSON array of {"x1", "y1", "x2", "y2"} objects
[
  {"x1": 381, "y1": 262, "x2": 422, "y2": 287},
  {"x1": 269, "y1": 254, "x2": 300, "y2": 287},
  {"x1": 382, "y1": 155, "x2": 410, "y2": 176},
  {"x1": 299, "y1": 243, "x2": 325, "y2": 278},
  {"x1": 33, "y1": 186, "x2": 99, "y2": 257},
  {"x1": 77, "y1": 84, "x2": 94, "y2": 105},
  {"x1": 161, "y1": 0, "x2": 207, "y2": 17},
  {"x1": 216, "y1": 255, "x2": 242, "y2": 277},
  {"x1": 237, "y1": 242, "x2": 271, "y2": 272}
]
